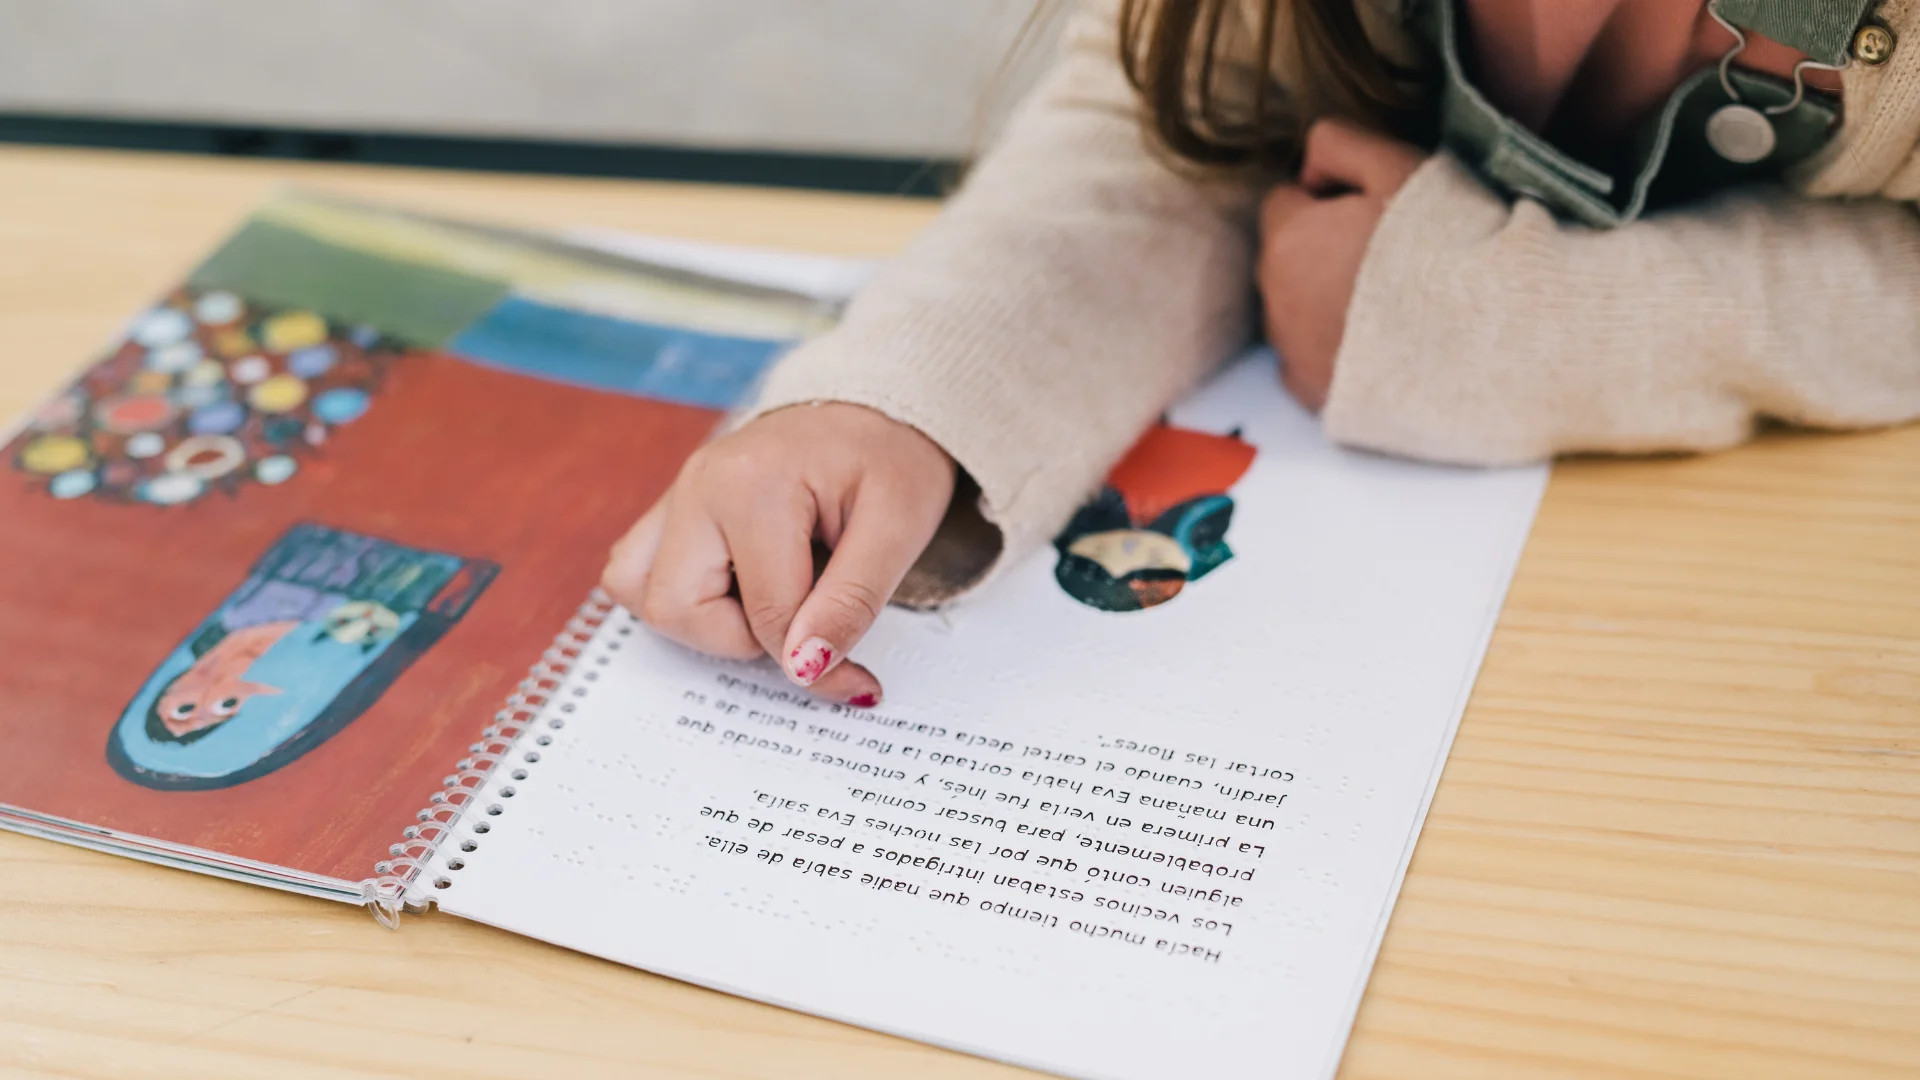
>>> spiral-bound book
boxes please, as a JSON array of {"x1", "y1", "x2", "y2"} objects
[{"x1": 0, "y1": 195, "x2": 1547, "y2": 1080}]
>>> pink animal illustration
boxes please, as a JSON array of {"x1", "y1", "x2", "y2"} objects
[{"x1": 154, "y1": 620, "x2": 296, "y2": 737}]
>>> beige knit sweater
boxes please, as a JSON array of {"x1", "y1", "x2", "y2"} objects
[{"x1": 747, "y1": 0, "x2": 1920, "y2": 606}]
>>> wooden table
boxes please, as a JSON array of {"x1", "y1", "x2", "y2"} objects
[{"x1": 1, "y1": 145, "x2": 1916, "y2": 1080}]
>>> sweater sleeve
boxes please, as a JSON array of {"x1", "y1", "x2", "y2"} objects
[
  {"x1": 1325, "y1": 155, "x2": 1920, "y2": 465},
  {"x1": 739, "y1": 0, "x2": 1261, "y2": 608}
]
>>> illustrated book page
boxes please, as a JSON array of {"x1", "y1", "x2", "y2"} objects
[{"x1": 0, "y1": 195, "x2": 831, "y2": 898}]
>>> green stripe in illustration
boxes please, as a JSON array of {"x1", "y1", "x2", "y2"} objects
[
  {"x1": 187, "y1": 220, "x2": 510, "y2": 347},
  {"x1": 255, "y1": 193, "x2": 839, "y2": 341}
]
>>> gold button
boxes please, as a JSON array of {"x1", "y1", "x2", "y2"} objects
[{"x1": 1854, "y1": 23, "x2": 1896, "y2": 66}]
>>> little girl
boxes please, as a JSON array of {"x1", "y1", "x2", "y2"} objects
[{"x1": 603, "y1": 0, "x2": 1920, "y2": 706}]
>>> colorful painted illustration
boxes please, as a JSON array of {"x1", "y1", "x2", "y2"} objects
[
  {"x1": 447, "y1": 296, "x2": 787, "y2": 409},
  {"x1": 0, "y1": 192, "x2": 829, "y2": 886},
  {"x1": 1053, "y1": 422, "x2": 1258, "y2": 612},
  {"x1": 106, "y1": 524, "x2": 497, "y2": 791},
  {"x1": 12, "y1": 293, "x2": 398, "y2": 506},
  {"x1": 4, "y1": 193, "x2": 832, "y2": 510},
  {"x1": 180, "y1": 194, "x2": 828, "y2": 409}
]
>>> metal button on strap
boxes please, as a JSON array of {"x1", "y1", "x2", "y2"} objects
[
  {"x1": 1707, "y1": 104, "x2": 1779, "y2": 163},
  {"x1": 1855, "y1": 23, "x2": 1897, "y2": 66}
]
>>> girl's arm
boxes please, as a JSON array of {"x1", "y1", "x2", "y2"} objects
[
  {"x1": 742, "y1": 0, "x2": 1261, "y2": 601},
  {"x1": 606, "y1": 0, "x2": 1257, "y2": 704},
  {"x1": 1322, "y1": 156, "x2": 1920, "y2": 464}
]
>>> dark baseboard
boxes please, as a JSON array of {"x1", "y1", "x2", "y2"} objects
[{"x1": 0, "y1": 113, "x2": 958, "y2": 198}]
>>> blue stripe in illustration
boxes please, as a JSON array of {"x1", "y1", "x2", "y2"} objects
[{"x1": 448, "y1": 296, "x2": 790, "y2": 410}]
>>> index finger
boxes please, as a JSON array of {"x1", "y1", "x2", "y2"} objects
[
  {"x1": 635, "y1": 506, "x2": 760, "y2": 661},
  {"x1": 601, "y1": 502, "x2": 667, "y2": 612}
]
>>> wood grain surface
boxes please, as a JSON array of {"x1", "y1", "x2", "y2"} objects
[{"x1": 1, "y1": 145, "x2": 1915, "y2": 1080}]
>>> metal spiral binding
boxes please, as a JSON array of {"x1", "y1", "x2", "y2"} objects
[{"x1": 358, "y1": 587, "x2": 617, "y2": 928}]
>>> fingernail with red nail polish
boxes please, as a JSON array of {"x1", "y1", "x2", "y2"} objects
[
  {"x1": 847, "y1": 692, "x2": 879, "y2": 709},
  {"x1": 787, "y1": 637, "x2": 834, "y2": 686}
]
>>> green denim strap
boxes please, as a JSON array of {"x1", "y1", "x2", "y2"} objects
[
  {"x1": 1428, "y1": 0, "x2": 1615, "y2": 225},
  {"x1": 1420, "y1": 0, "x2": 1843, "y2": 229},
  {"x1": 1714, "y1": 0, "x2": 1878, "y2": 67}
]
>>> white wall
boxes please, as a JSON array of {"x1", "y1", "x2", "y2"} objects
[{"x1": 0, "y1": 0, "x2": 1064, "y2": 158}]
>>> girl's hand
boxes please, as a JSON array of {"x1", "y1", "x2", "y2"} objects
[
  {"x1": 600, "y1": 403, "x2": 956, "y2": 706},
  {"x1": 1259, "y1": 119, "x2": 1427, "y2": 411}
]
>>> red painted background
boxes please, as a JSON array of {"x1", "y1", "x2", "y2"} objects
[{"x1": 0, "y1": 351, "x2": 714, "y2": 882}]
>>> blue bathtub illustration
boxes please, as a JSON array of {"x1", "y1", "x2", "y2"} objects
[{"x1": 107, "y1": 523, "x2": 498, "y2": 790}]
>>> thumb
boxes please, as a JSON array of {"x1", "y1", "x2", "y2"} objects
[
  {"x1": 780, "y1": 499, "x2": 927, "y2": 693},
  {"x1": 1299, "y1": 117, "x2": 1424, "y2": 197}
]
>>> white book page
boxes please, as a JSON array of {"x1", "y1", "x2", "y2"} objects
[
  {"x1": 560, "y1": 227, "x2": 878, "y2": 302},
  {"x1": 433, "y1": 355, "x2": 1548, "y2": 1080}
]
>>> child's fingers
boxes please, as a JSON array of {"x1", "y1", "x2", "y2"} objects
[
  {"x1": 600, "y1": 503, "x2": 667, "y2": 611},
  {"x1": 807, "y1": 659, "x2": 885, "y2": 709},
  {"x1": 1299, "y1": 118, "x2": 1383, "y2": 193},
  {"x1": 1299, "y1": 117, "x2": 1424, "y2": 197},
  {"x1": 634, "y1": 506, "x2": 761, "y2": 661},
  {"x1": 780, "y1": 490, "x2": 928, "y2": 689},
  {"x1": 721, "y1": 493, "x2": 820, "y2": 666}
]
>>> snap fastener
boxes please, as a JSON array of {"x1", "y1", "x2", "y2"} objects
[
  {"x1": 1854, "y1": 23, "x2": 1896, "y2": 66},
  {"x1": 1707, "y1": 104, "x2": 1777, "y2": 164}
]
